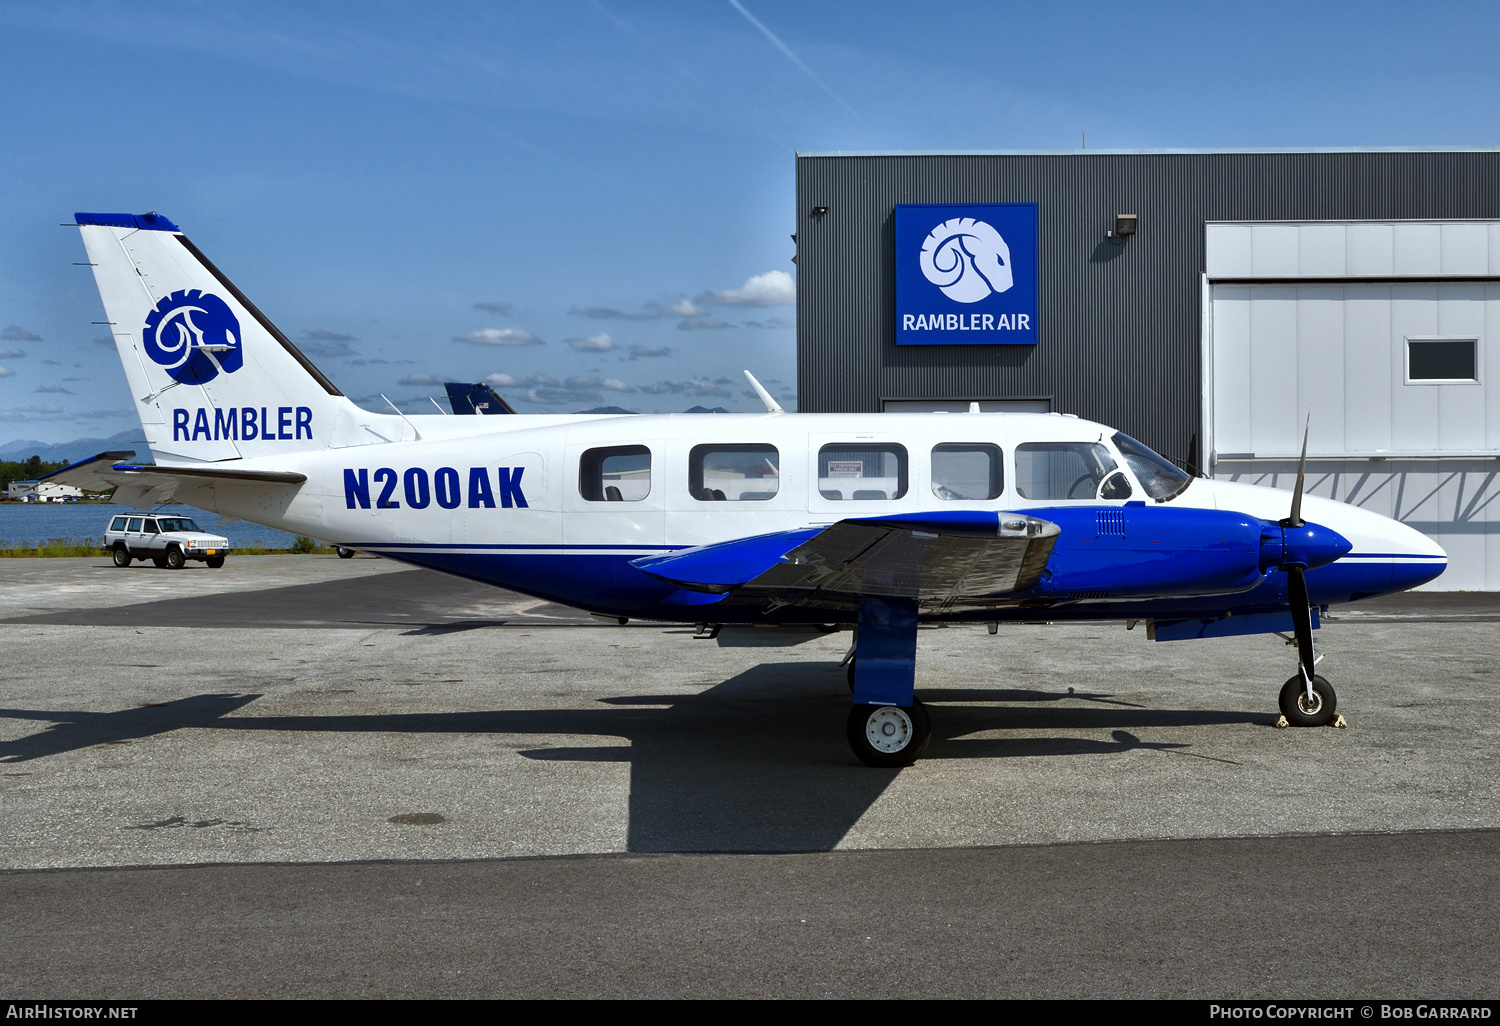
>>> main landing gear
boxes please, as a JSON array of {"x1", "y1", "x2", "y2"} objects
[{"x1": 844, "y1": 596, "x2": 931, "y2": 767}]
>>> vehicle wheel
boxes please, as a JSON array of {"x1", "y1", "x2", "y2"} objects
[
  {"x1": 164, "y1": 546, "x2": 186, "y2": 570},
  {"x1": 815, "y1": 623, "x2": 840, "y2": 634},
  {"x1": 152, "y1": 556, "x2": 167, "y2": 568},
  {"x1": 847, "y1": 700, "x2": 931, "y2": 768},
  {"x1": 1279, "y1": 674, "x2": 1337, "y2": 727},
  {"x1": 112, "y1": 546, "x2": 131, "y2": 567},
  {"x1": 206, "y1": 556, "x2": 225, "y2": 569},
  {"x1": 336, "y1": 547, "x2": 356, "y2": 559}
]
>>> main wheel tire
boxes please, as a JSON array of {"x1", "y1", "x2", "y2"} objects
[
  {"x1": 164, "y1": 546, "x2": 186, "y2": 570},
  {"x1": 1279, "y1": 674, "x2": 1337, "y2": 727},
  {"x1": 206, "y1": 556, "x2": 225, "y2": 569},
  {"x1": 112, "y1": 546, "x2": 131, "y2": 567},
  {"x1": 847, "y1": 700, "x2": 931, "y2": 768},
  {"x1": 336, "y1": 546, "x2": 356, "y2": 559}
]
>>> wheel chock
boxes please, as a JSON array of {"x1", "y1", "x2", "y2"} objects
[
  {"x1": 1330, "y1": 714, "x2": 1347, "y2": 729},
  {"x1": 1274, "y1": 714, "x2": 1289, "y2": 728}
]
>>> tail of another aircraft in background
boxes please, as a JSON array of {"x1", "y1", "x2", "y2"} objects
[{"x1": 75, "y1": 212, "x2": 414, "y2": 465}]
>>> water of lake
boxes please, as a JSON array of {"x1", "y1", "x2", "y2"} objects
[{"x1": 0, "y1": 503, "x2": 301, "y2": 549}]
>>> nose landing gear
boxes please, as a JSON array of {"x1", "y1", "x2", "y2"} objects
[{"x1": 1278, "y1": 673, "x2": 1338, "y2": 727}]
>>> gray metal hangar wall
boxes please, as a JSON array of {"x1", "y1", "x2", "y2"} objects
[{"x1": 794, "y1": 149, "x2": 1500, "y2": 471}]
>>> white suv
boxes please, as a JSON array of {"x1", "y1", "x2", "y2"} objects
[{"x1": 104, "y1": 513, "x2": 231, "y2": 569}]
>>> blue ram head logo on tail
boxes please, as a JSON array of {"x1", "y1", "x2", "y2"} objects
[{"x1": 142, "y1": 289, "x2": 243, "y2": 384}]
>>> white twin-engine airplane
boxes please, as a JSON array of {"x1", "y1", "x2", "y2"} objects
[{"x1": 49, "y1": 212, "x2": 1448, "y2": 767}]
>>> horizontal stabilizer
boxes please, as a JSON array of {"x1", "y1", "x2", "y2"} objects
[
  {"x1": 40, "y1": 454, "x2": 305, "y2": 510},
  {"x1": 36, "y1": 450, "x2": 138, "y2": 493},
  {"x1": 632, "y1": 511, "x2": 1060, "y2": 612}
]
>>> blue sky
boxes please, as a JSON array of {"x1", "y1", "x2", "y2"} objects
[{"x1": 3, "y1": 0, "x2": 1499, "y2": 443}]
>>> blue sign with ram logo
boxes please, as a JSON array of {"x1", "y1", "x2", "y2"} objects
[{"x1": 895, "y1": 203, "x2": 1039, "y2": 345}]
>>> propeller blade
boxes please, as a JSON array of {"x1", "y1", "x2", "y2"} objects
[
  {"x1": 1286, "y1": 565, "x2": 1317, "y2": 685},
  {"x1": 1288, "y1": 416, "x2": 1309, "y2": 527}
]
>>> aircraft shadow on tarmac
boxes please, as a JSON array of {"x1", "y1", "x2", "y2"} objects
[{"x1": 0, "y1": 664, "x2": 1266, "y2": 852}]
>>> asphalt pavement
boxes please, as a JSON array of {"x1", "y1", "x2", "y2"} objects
[{"x1": 1, "y1": 556, "x2": 1497, "y2": 998}]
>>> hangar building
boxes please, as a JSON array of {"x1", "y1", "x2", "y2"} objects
[{"x1": 794, "y1": 149, "x2": 1500, "y2": 589}]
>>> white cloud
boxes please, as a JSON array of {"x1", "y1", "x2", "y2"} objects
[
  {"x1": 567, "y1": 332, "x2": 616, "y2": 352},
  {"x1": 484, "y1": 372, "x2": 521, "y2": 387},
  {"x1": 1, "y1": 325, "x2": 41, "y2": 342},
  {"x1": 602, "y1": 379, "x2": 633, "y2": 392},
  {"x1": 744, "y1": 316, "x2": 795, "y2": 329},
  {"x1": 0, "y1": 346, "x2": 25, "y2": 359},
  {"x1": 699, "y1": 270, "x2": 795, "y2": 307},
  {"x1": 473, "y1": 301, "x2": 512, "y2": 315},
  {"x1": 648, "y1": 299, "x2": 706, "y2": 318},
  {"x1": 398, "y1": 373, "x2": 443, "y2": 386},
  {"x1": 677, "y1": 317, "x2": 732, "y2": 331},
  {"x1": 0, "y1": 366, "x2": 12, "y2": 377},
  {"x1": 456, "y1": 327, "x2": 541, "y2": 346}
]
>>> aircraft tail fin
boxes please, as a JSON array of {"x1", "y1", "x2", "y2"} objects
[{"x1": 75, "y1": 212, "x2": 412, "y2": 464}]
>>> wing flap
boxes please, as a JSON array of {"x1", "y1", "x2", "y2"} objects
[{"x1": 632, "y1": 511, "x2": 1060, "y2": 612}]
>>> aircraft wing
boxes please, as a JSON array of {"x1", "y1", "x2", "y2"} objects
[
  {"x1": 40, "y1": 453, "x2": 306, "y2": 509},
  {"x1": 632, "y1": 510, "x2": 1060, "y2": 613}
]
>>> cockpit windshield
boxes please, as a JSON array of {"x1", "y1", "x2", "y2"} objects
[
  {"x1": 156, "y1": 517, "x2": 202, "y2": 533},
  {"x1": 1111, "y1": 432, "x2": 1192, "y2": 501}
]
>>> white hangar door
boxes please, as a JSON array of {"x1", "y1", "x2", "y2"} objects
[{"x1": 1209, "y1": 282, "x2": 1500, "y2": 590}]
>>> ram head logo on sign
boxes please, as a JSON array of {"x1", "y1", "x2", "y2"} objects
[
  {"x1": 919, "y1": 217, "x2": 1013, "y2": 302},
  {"x1": 895, "y1": 203, "x2": 1039, "y2": 346}
]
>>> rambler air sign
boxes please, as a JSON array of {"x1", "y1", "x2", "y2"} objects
[{"x1": 895, "y1": 203, "x2": 1039, "y2": 345}]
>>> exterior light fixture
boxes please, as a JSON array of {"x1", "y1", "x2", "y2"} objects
[
  {"x1": 811, "y1": 206, "x2": 829, "y2": 217},
  {"x1": 1112, "y1": 213, "x2": 1138, "y2": 238}
]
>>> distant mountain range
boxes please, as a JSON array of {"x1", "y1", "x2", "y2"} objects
[{"x1": 0, "y1": 429, "x2": 147, "y2": 465}]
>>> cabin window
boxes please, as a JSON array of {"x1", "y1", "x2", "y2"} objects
[
  {"x1": 931, "y1": 444, "x2": 1003, "y2": 500},
  {"x1": 142, "y1": 519, "x2": 160, "y2": 535},
  {"x1": 817, "y1": 444, "x2": 907, "y2": 501},
  {"x1": 579, "y1": 445, "x2": 652, "y2": 502},
  {"x1": 126, "y1": 517, "x2": 143, "y2": 531},
  {"x1": 690, "y1": 444, "x2": 780, "y2": 501},
  {"x1": 1014, "y1": 442, "x2": 1120, "y2": 500},
  {"x1": 1111, "y1": 432, "x2": 1190, "y2": 501},
  {"x1": 110, "y1": 517, "x2": 127, "y2": 531}
]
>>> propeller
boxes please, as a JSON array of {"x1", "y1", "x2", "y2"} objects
[{"x1": 1281, "y1": 418, "x2": 1317, "y2": 692}]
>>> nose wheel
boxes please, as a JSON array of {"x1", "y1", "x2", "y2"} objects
[
  {"x1": 847, "y1": 701, "x2": 931, "y2": 768},
  {"x1": 1278, "y1": 674, "x2": 1337, "y2": 727}
]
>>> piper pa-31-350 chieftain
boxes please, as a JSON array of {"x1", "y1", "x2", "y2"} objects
[{"x1": 47, "y1": 212, "x2": 1448, "y2": 766}]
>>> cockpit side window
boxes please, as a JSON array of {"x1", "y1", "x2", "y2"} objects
[
  {"x1": 1014, "y1": 442, "x2": 1119, "y2": 500},
  {"x1": 579, "y1": 445, "x2": 652, "y2": 502},
  {"x1": 1111, "y1": 432, "x2": 1192, "y2": 501},
  {"x1": 931, "y1": 444, "x2": 1003, "y2": 500}
]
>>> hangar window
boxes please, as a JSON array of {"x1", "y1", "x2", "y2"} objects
[
  {"x1": 1407, "y1": 338, "x2": 1478, "y2": 382},
  {"x1": 931, "y1": 444, "x2": 1003, "y2": 500},
  {"x1": 690, "y1": 445, "x2": 780, "y2": 501},
  {"x1": 579, "y1": 445, "x2": 652, "y2": 502},
  {"x1": 1015, "y1": 442, "x2": 1120, "y2": 500},
  {"x1": 818, "y1": 444, "x2": 907, "y2": 500}
]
